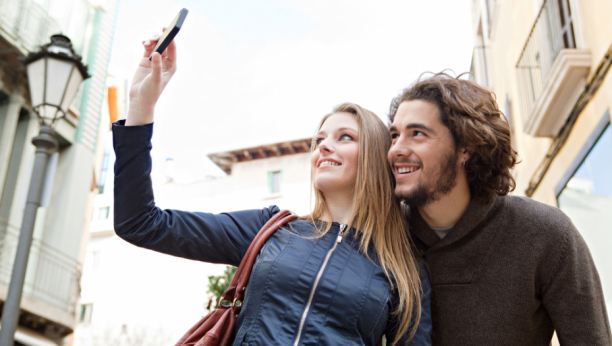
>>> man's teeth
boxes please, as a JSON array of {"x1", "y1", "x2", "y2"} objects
[
  {"x1": 398, "y1": 167, "x2": 418, "y2": 173},
  {"x1": 320, "y1": 161, "x2": 340, "y2": 167}
]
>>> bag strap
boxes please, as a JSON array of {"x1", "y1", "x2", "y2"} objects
[{"x1": 218, "y1": 210, "x2": 297, "y2": 311}]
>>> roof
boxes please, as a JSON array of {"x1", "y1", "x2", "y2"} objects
[{"x1": 207, "y1": 138, "x2": 312, "y2": 174}]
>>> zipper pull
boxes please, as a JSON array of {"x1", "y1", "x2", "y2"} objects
[{"x1": 337, "y1": 224, "x2": 346, "y2": 244}]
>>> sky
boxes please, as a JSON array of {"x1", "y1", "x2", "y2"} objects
[{"x1": 107, "y1": 0, "x2": 475, "y2": 183}]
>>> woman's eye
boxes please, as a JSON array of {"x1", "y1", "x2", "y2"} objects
[
  {"x1": 315, "y1": 137, "x2": 324, "y2": 145},
  {"x1": 340, "y1": 134, "x2": 354, "y2": 141}
]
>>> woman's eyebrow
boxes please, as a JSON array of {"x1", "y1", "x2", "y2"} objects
[{"x1": 336, "y1": 127, "x2": 358, "y2": 133}]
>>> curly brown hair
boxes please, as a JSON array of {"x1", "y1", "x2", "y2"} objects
[{"x1": 389, "y1": 72, "x2": 518, "y2": 202}]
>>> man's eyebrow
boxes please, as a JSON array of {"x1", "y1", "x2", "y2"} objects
[
  {"x1": 406, "y1": 123, "x2": 436, "y2": 134},
  {"x1": 389, "y1": 123, "x2": 435, "y2": 134}
]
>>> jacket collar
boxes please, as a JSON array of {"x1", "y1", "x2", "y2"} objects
[{"x1": 408, "y1": 195, "x2": 499, "y2": 249}]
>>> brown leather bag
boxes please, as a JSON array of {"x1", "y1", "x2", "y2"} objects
[{"x1": 175, "y1": 210, "x2": 297, "y2": 346}]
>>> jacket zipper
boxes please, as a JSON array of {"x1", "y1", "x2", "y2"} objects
[{"x1": 293, "y1": 224, "x2": 346, "y2": 346}]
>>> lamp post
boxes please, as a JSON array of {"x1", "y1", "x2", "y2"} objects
[{"x1": 0, "y1": 34, "x2": 90, "y2": 345}]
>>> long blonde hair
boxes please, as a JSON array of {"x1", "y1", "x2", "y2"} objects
[{"x1": 305, "y1": 103, "x2": 422, "y2": 345}]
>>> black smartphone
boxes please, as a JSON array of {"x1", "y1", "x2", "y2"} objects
[{"x1": 149, "y1": 8, "x2": 189, "y2": 61}]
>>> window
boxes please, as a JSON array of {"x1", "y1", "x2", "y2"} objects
[
  {"x1": 79, "y1": 303, "x2": 93, "y2": 323},
  {"x1": 98, "y1": 145, "x2": 111, "y2": 194},
  {"x1": 470, "y1": 19, "x2": 491, "y2": 88},
  {"x1": 268, "y1": 171, "x2": 282, "y2": 194},
  {"x1": 484, "y1": 0, "x2": 498, "y2": 38},
  {"x1": 98, "y1": 206, "x2": 110, "y2": 220},
  {"x1": 556, "y1": 0, "x2": 576, "y2": 48},
  {"x1": 557, "y1": 118, "x2": 612, "y2": 317}
]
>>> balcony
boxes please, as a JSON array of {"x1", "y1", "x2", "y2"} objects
[
  {"x1": 0, "y1": 219, "x2": 80, "y2": 337},
  {"x1": 0, "y1": 0, "x2": 63, "y2": 55},
  {"x1": 516, "y1": 0, "x2": 591, "y2": 137}
]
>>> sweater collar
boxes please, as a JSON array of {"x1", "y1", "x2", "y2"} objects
[{"x1": 408, "y1": 195, "x2": 499, "y2": 248}]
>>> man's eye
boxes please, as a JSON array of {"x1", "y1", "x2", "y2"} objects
[
  {"x1": 413, "y1": 131, "x2": 425, "y2": 137},
  {"x1": 390, "y1": 133, "x2": 399, "y2": 140}
]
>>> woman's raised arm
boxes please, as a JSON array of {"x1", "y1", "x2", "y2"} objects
[
  {"x1": 112, "y1": 32, "x2": 280, "y2": 266},
  {"x1": 112, "y1": 120, "x2": 280, "y2": 265}
]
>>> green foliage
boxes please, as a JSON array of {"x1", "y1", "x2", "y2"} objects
[{"x1": 207, "y1": 266, "x2": 237, "y2": 309}]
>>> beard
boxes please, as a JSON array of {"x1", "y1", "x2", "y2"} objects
[{"x1": 395, "y1": 149, "x2": 459, "y2": 207}]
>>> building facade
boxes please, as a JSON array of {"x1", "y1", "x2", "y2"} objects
[
  {"x1": 73, "y1": 137, "x2": 313, "y2": 344},
  {"x1": 470, "y1": 0, "x2": 612, "y2": 341},
  {"x1": 0, "y1": 0, "x2": 118, "y2": 344}
]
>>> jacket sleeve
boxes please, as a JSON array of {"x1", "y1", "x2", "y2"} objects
[
  {"x1": 112, "y1": 120, "x2": 279, "y2": 266},
  {"x1": 541, "y1": 220, "x2": 612, "y2": 345},
  {"x1": 386, "y1": 261, "x2": 432, "y2": 346}
]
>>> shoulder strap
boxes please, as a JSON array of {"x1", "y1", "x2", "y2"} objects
[{"x1": 221, "y1": 210, "x2": 297, "y2": 306}]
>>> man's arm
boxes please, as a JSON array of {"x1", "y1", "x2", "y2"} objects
[{"x1": 541, "y1": 220, "x2": 611, "y2": 345}]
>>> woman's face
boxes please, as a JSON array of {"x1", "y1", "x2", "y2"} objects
[{"x1": 311, "y1": 112, "x2": 360, "y2": 197}]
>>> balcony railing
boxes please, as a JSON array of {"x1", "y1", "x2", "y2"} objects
[
  {"x1": 515, "y1": 0, "x2": 577, "y2": 126},
  {"x1": 0, "y1": 0, "x2": 63, "y2": 53},
  {"x1": 0, "y1": 218, "x2": 81, "y2": 315}
]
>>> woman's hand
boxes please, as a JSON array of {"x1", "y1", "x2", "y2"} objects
[{"x1": 126, "y1": 28, "x2": 177, "y2": 126}]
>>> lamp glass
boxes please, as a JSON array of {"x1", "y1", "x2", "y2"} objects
[
  {"x1": 40, "y1": 105, "x2": 59, "y2": 119},
  {"x1": 26, "y1": 58, "x2": 45, "y2": 109},
  {"x1": 44, "y1": 57, "x2": 75, "y2": 113},
  {"x1": 59, "y1": 66, "x2": 84, "y2": 114}
]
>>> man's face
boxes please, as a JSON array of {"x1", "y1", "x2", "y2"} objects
[{"x1": 388, "y1": 100, "x2": 462, "y2": 207}]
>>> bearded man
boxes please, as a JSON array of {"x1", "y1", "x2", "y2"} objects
[{"x1": 388, "y1": 72, "x2": 611, "y2": 346}]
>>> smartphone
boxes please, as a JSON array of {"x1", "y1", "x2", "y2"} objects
[{"x1": 149, "y1": 8, "x2": 189, "y2": 60}]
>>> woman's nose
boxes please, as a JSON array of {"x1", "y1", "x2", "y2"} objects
[{"x1": 318, "y1": 140, "x2": 334, "y2": 153}]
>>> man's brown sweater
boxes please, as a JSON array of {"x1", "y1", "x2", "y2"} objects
[{"x1": 408, "y1": 195, "x2": 611, "y2": 346}]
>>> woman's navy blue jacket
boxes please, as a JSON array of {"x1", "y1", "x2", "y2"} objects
[{"x1": 112, "y1": 121, "x2": 432, "y2": 346}]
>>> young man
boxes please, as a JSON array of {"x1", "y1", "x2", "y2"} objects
[{"x1": 388, "y1": 72, "x2": 611, "y2": 346}]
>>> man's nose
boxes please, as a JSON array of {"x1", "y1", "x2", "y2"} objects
[{"x1": 388, "y1": 137, "x2": 412, "y2": 162}]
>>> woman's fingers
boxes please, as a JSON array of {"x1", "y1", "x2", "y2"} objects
[
  {"x1": 150, "y1": 52, "x2": 162, "y2": 84},
  {"x1": 142, "y1": 39, "x2": 158, "y2": 58},
  {"x1": 141, "y1": 32, "x2": 162, "y2": 58}
]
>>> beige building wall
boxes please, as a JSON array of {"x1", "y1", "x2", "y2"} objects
[{"x1": 470, "y1": 0, "x2": 612, "y2": 344}]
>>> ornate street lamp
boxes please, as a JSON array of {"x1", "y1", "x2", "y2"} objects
[{"x1": 0, "y1": 34, "x2": 90, "y2": 345}]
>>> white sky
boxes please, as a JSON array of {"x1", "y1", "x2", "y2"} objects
[{"x1": 107, "y1": 0, "x2": 474, "y2": 183}]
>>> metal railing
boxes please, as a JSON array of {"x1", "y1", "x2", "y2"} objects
[
  {"x1": 0, "y1": 0, "x2": 63, "y2": 53},
  {"x1": 0, "y1": 218, "x2": 81, "y2": 315},
  {"x1": 516, "y1": 0, "x2": 577, "y2": 124}
]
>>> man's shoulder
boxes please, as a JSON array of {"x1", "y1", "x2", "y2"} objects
[{"x1": 497, "y1": 195, "x2": 574, "y2": 237}]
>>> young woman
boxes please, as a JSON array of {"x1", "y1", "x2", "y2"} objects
[{"x1": 112, "y1": 32, "x2": 431, "y2": 346}]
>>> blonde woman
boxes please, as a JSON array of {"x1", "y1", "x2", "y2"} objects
[{"x1": 113, "y1": 34, "x2": 431, "y2": 345}]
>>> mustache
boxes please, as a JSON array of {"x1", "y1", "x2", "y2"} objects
[{"x1": 393, "y1": 158, "x2": 422, "y2": 166}]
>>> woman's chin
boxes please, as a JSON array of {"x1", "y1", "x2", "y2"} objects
[{"x1": 314, "y1": 180, "x2": 353, "y2": 198}]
